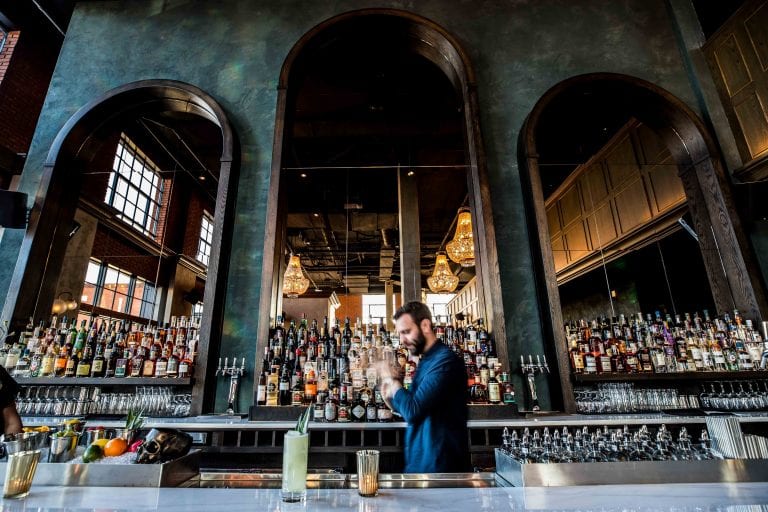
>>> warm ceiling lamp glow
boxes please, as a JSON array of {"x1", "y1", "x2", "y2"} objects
[
  {"x1": 282, "y1": 254, "x2": 310, "y2": 298},
  {"x1": 427, "y1": 252, "x2": 459, "y2": 293},
  {"x1": 446, "y1": 207, "x2": 475, "y2": 267}
]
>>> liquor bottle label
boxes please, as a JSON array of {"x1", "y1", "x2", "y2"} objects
[
  {"x1": 92, "y1": 360, "x2": 104, "y2": 373},
  {"x1": 488, "y1": 383, "x2": 501, "y2": 403},
  {"x1": 352, "y1": 404, "x2": 365, "y2": 419}
]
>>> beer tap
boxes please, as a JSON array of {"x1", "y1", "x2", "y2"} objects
[
  {"x1": 520, "y1": 354, "x2": 550, "y2": 412},
  {"x1": 217, "y1": 356, "x2": 246, "y2": 415}
]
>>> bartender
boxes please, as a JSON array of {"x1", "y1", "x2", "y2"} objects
[{"x1": 378, "y1": 302, "x2": 470, "y2": 473}]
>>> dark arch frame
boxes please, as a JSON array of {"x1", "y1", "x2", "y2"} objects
[
  {"x1": 1, "y1": 79, "x2": 239, "y2": 415},
  {"x1": 256, "y1": 8, "x2": 508, "y2": 401},
  {"x1": 520, "y1": 72, "x2": 768, "y2": 412}
]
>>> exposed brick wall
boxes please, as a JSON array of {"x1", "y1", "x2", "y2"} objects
[
  {"x1": 0, "y1": 30, "x2": 60, "y2": 154},
  {"x1": 0, "y1": 31, "x2": 19, "y2": 84},
  {"x1": 182, "y1": 188, "x2": 207, "y2": 258},
  {"x1": 90, "y1": 224, "x2": 161, "y2": 282}
]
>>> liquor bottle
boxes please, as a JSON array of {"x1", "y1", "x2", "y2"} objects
[
  {"x1": 313, "y1": 394, "x2": 326, "y2": 422},
  {"x1": 324, "y1": 385, "x2": 338, "y2": 422},
  {"x1": 304, "y1": 364, "x2": 317, "y2": 404},
  {"x1": 166, "y1": 347, "x2": 179, "y2": 378},
  {"x1": 376, "y1": 401, "x2": 393, "y2": 422},
  {"x1": 500, "y1": 372, "x2": 516, "y2": 405},
  {"x1": 154, "y1": 347, "x2": 169, "y2": 377},
  {"x1": 487, "y1": 367, "x2": 501, "y2": 405},
  {"x1": 40, "y1": 343, "x2": 57, "y2": 377},
  {"x1": 279, "y1": 367, "x2": 291, "y2": 406},
  {"x1": 178, "y1": 347, "x2": 194, "y2": 378},
  {"x1": 337, "y1": 383, "x2": 351, "y2": 423},
  {"x1": 291, "y1": 371, "x2": 304, "y2": 406},
  {"x1": 90, "y1": 341, "x2": 106, "y2": 378},
  {"x1": 266, "y1": 368, "x2": 279, "y2": 406},
  {"x1": 256, "y1": 371, "x2": 267, "y2": 406},
  {"x1": 366, "y1": 392, "x2": 378, "y2": 421},
  {"x1": 114, "y1": 348, "x2": 130, "y2": 378},
  {"x1": 130, "y1": 347, "x2": 145, "y2": 377},
  {"x1": 350, "y1": 390, "x2": 367, "y2": 422},
  {"x1": 13, "y1": 349, "x2": 31, "y2": 378},
  {"x1": 29, "y1": 345, "x2": 44, "y2": 377},
  {"x1": 74, "y1": 339, "x2": 92, "y2": 377},
  {"x1": 142, "y1": 343, "x2": 157, "y2": 377},
  {"x1": 63, "y1": 345, "x2": 78, "y2": 377}
]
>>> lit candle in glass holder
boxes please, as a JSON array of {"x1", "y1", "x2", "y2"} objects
[{"x1": 356, "y1": 450, "x2": 380, "y2": 497}]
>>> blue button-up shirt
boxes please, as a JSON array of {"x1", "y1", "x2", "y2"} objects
[{"x1": 391, "y1": 342, "x2": 470, "y2": 473}]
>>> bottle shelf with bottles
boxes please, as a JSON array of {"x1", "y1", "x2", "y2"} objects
[
  {"x1": 565, "y1": 310, "x2": 768, "y2": 381},
  {"x1": 1, "y1": 314, "x2": 199, "y2": 384},
  {"x1": 254, "y1": 314, "x2": 516, "y2": 423}
]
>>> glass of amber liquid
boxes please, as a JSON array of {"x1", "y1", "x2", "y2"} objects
[{"x1": 281, "y1": 430, "x2": 309, "y2": 502}]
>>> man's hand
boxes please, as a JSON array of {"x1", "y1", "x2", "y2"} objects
[{"x1": 374, "y1": 361, "x2": 403, "y2": 408}]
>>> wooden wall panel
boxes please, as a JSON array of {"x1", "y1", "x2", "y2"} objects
[
  {"x1": 564, "y1": 221, "x2": 590, "y2": 262},
  {"x1": 605, "y1": 136, "x2": 640, "y2": 187},
  {"x1": 588, "y1": 203, "x2": 617, "y2": 249},
  {"x1": 734, "y1": 94, "x2": 768, "y2": 156},
  {"x1": 714, "y1": 35, "x2": 752, "y2": 96},
  {"x1": 614, "y1": 178, "x2": 652, "y2": 232},
  {"x1": 544, "y1": 119, "x2": 686, "y2": 281},
  {"x1": 704, "y1": 0, "x2": 768, "y2": 177},
  {"x1": 647, "y1": 155, "x2": 685, "y2": 212},
  {"x1": 551, "y1": 237, "x2": 567, "y2": 272},
  {"x1": 559, "y1": 186, "x2": 582, "y2": 227},
  {"x1": 745, "y1": 3, "x2": 768, "y2": 69},
  {"x1": 582, "y1": 164, "x2": 608, "y2": 205},
  {"x1": 547, "y1": 204, "x2": 561, "y2": 235}
]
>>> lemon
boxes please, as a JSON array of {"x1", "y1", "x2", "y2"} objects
[{"x1": 92, "y1": 438, "x2": 110, "y2": 449}]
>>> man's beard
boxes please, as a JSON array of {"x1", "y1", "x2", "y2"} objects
[{"x1": 410, "y1": 330, "x2": 427, "y2": 356}]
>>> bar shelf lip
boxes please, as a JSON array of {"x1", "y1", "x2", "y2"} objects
[
  {"x1": 572, "y1": 371, "x2": 768, "y2": 383},
  {"x1": 15, "y1": 377, "x2": 194, "y2": 386}
]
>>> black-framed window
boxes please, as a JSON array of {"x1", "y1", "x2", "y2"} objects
[
  {"x1": 104, "y1": 133, "x2": 164, "y2": 237},
  {"x1": 80, "y1": 258, "x2": 156, "y2": 320},
  {"x1": 196, "y1": 211, "x2": 213, "y2": 266}
]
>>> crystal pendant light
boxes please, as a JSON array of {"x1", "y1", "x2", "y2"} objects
[
  {"x1": 282, "y1": 254, "x2": 310, "y2": 298},
  {"x1": 427, "y1": 252, "x2": 459, "y2": 293},
  {"x1": 446, "y1": 207, "x2": 475, "y2": 267}
]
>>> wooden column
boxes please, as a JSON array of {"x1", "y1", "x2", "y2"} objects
[{"x1": 398, "y1": 168, "x2": 420, "y2": 304}]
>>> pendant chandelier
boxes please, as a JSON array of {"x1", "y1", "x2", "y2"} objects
[
  {"x1": 446, "y1": 207, "x2": 475, "y2": 267},
  {"x1": 427, "y1": 251, "x2": 459, "y2": 293},
  {"x1": 282, "y1": 254, "x2": 310, "y2": 298}
]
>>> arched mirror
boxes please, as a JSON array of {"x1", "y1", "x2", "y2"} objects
[
  {"x1": 2, "y1": 82, "x2": 235, "y2": 416},
  {"x1": 255, "y1": 11, "x2": 510, "y2": 416},
  {"x1": 523, "y1": 74, "x2": 768, "y2": 413}
]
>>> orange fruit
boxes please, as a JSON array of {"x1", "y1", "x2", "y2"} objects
[{"x1": 103, "y1": 438, "x2": 128, "y2": 457}]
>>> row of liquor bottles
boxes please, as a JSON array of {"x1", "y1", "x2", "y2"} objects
[
  {"x1": 0, "y1": 315, "x2": 198, "y2": 379},
  {"x1": 566, "y1": 310, "x2": 768, "y2": 375},
  {"x1": 257, "y1": 315, "x2": 515, "y2": 416}
]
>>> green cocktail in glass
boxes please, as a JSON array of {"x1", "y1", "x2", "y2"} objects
[{"x1": 281, "y1": 430, "x2": 309, "y2": 502}]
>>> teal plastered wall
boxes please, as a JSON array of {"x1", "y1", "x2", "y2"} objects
[{"x1": 0, "y1": 0, "x2": 706, "y2": 412}]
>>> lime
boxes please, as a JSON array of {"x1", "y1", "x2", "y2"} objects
[{"x1": 82, "y1": 444, "x2": 103, "y2": 463}]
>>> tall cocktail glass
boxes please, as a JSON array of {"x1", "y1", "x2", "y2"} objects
[{"x1": 281, "y1": 430, "x2": 309, "y2": 502}]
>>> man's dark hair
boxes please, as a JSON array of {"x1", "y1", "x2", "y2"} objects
[{"x1": 394, "y1": 301, "x2": 433, "y2": 328}]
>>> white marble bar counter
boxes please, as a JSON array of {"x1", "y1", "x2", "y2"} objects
[
  {"x1": 2, "y1": 482, "x2": 768, "y2": 511},
  {"x1": 22, "y1": 412, "x2": 768, "y2": 431}
]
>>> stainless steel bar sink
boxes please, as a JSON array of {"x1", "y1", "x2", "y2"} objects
[{"x1": 185, "y1": 472, "x2": 502, "y2": 489}]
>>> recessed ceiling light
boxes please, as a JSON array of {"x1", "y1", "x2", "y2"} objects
[
  {"x1": 199, "y1": 175, "x2": 206, "y2": 180},
  {"x1": 300, "y1": 173, "x2": 307, "y2": 178},
  {"x1": 407, "y1": 170, "x2": 415, "y2": 177},
  {"x1": 313, "y1": 213, "x2": 319, "y2": 217}
]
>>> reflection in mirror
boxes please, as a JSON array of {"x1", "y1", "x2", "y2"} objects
[
  {"x1": 275, "y1": 17, "x2": 476, "y2": 330},
  {"x1": 535, "y1": 84, "x2": 723, "y2": 370},
  {"x1": 23, "y1": 112, "x2": 221, "y2": 386}
]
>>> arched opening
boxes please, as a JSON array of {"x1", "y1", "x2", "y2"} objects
[
  {"x1": 521, "y1": 73, "x2": 768, "y2": 412},
  {"x1": 255, "y1": 9, "x2": 508, "y2": 412},
  {"x1": 1, "y1": 80, "x2": 238, "y2": 415}
]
